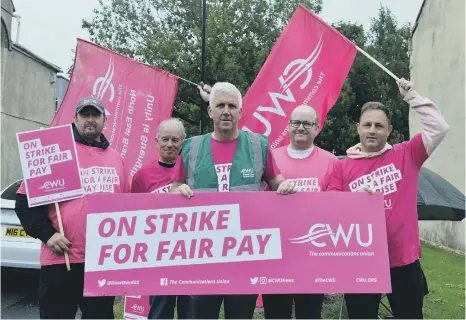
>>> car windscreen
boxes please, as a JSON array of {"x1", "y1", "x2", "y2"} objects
[{"x1": 1, "y1": 180, "x2": 22, "y2": 200}]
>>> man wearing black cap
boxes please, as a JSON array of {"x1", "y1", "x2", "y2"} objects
[
  {"x1": 15, "y1": 96, "x2": 130, "y2": 319},
  {"x1": 73, "y1": 96, "x2": 108, "y2": 144}
]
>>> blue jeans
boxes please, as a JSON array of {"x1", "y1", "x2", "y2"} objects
[{"x1": 148, "y1": 295, "x2": 191, "y2": 319}]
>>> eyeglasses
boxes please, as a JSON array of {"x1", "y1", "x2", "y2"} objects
[{"x1": 289, "y1": 120, "x2": 317, "y2": 129}]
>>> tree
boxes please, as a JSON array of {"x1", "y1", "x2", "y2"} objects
[
  {"x1": 315, "y1": 6, "x2": 412, "y2": 154},
  {"x1": 81, "y1": 1, "x2": 410, "y2": 154},
  {"x1": 82, "y1": 0, "x2": 323, "y2": 135},
  {"x1": 66, "y1": 49, "x2": 75, "y2": 77}
]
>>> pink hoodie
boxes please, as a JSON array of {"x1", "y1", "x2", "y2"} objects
[
  {"x1": 18, "y1": 142, "x2": 129, "y2": 266},
  {"x1": 328, "y1": 90, "x2": 449, "y2": 268}
]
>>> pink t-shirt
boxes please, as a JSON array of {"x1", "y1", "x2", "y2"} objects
[
  {"x1": 327, "y1": 133, "x2": 428, "y2": 268},
  {"x1": 18, "y1": 143, "x2": 129, "y2": 266},
  {"x1": 172, "y1": 137, "x2": 280, "y2": 191},
  {"x1": 131, "y1": 160, "x2": 174, "y2": 193},
  {"x1": 272, "y1": 146, "x2": 338, "y2": 192}
]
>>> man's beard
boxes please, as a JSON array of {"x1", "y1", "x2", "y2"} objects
[{"x1": 82, "y1": 125, "x2": 102, "y2": 140}]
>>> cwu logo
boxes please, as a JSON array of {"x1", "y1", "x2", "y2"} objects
[
  {"x1": 279, "y1": 34, "x2": 323, "y2": 92},
  {"x1": 39, "y1": 179, "x2": 65, "y2": 191},
  {"x1": 242, "y1": 34, "x2": 324, "y2": 137},
  {"x1": 241, "y1": 168, "x2": 254, "y2": 178},
  {"x1": 131, "y1": 303, "x2": 145, "y2": 314},
  {"x1": 290, "y1": 223, "x2": 373, "y2": 247},
  {"x1": 92, "y1": 56, "x2": 114, "y2": 116}
]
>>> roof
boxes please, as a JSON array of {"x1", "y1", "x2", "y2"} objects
[
  {"x1": 10, "y1": 0, "x2": 15, "y2": 12},
  {"x1": 410, "y1": 0, "x2": 427, "y2": 39},
  {"x1": 57, "y1": 74, "x2": 70, "y2": 81},
  {"x1": 1, "y1": 0, "x2": 16, "y2": 15},
  {"x1": 11, "y1": 42, "x2": 62, "y2": 72}
]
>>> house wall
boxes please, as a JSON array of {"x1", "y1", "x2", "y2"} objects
[{"x1": 409, "y1": 0, "x2": 465, "y2": 251}]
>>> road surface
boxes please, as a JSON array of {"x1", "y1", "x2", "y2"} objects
[
  {"x1": 1, "y1": 267, "x2": 121, "y2": 319},
  {"x1": 1, "y1": 267, "x2": 40, "y2": 319}
]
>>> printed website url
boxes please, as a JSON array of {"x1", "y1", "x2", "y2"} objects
[
  {"x1": 309, "y1": 251, "x2": 375, "y2": 257},
  {"x1": 315, "y1": 278, "x2": 336, "y2": 283},
  {"x1": 107, "y1": 280, "x2": 139, "y2": 286}
]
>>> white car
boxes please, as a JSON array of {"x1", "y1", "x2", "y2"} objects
[{"x1": 1, "y1": 180, "x2": 41, "y2": 269}]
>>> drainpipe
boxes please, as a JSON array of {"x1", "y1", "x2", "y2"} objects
[{"x1": 12, "y1": 14, "x2": 21, "y2": 43}]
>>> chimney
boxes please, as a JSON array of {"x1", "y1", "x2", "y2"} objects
[{"x1": 1, "y1": 0, "x2": 15, "y2": 45}]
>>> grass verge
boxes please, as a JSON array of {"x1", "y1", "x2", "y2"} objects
[{"x1": 114, "y1": 242, "x2": 465, "y2": 319}]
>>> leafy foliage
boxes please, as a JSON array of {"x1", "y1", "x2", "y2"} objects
[
  {"x1": 81, "y1": 1, "x2": 411, "y2": 154},
  {"x1": 316, "y1": 8, "x2": 412, "y2": 153}
]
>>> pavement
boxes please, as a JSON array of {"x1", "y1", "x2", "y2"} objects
[
  {"x1": 1, "y1": 267, "x2": 122, "y2": 319},
  {"x1": 1, "y1": 267, "x2": 40, "y2": 319}
]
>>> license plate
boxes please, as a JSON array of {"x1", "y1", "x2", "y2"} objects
[{"x1": 4, "y1": 227, "x2": 31, "y2": 238}]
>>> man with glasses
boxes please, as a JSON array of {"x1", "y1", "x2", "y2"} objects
[{"x1": 262, "y1": 104, "x2": 338, "y2": 319}]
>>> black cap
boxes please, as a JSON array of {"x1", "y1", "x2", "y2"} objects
[{"x1": 75, "y1": 96, "x2": 105, "y2": 114}]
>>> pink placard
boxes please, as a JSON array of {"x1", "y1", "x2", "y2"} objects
[
  {"x1": 84, "y1": 192, "x2": 391, "y2": 296},
  {"x1": 124, "y1": 295, "x2": 149, "y2": 319},
  {"x1": 16, "y1": 125, "x2": 84, "y2": 207}
]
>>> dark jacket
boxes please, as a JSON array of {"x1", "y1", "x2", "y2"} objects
[{"x1": 14, "y1": 124, "x2": 110, "y2": 244}]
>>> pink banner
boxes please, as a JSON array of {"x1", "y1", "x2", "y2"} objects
[
  {"x1": 51, "y1": 39, "x2": 178, "y2": 179},
  {"x1": 124, "y1": 296, "x2": 149, "y2": 319},
  {"x1": 16, "y1": 125, "x2": 84, "y2": 207},
  {"x1": 239, "y1": 4, "x2": 357, "y2": 149},
  {"x1": 83, "y1": 192, "x2": 391, "y2": 296}
]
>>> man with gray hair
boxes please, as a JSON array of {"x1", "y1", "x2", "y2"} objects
[
  {"x1": 131, "y1": 118, "x2": 191, "y2": 319},
  {"x1": 171, "y1": 82, "x2": 297, "y2": 318},
  {"x1": 262, "y1": 104, "x2": 338, "y2": 319}
]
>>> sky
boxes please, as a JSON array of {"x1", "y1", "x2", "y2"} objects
[{"x1": 8, "y1": 0, "x2": 424, "y2": 73}]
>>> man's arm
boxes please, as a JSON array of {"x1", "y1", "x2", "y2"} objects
[
  {"x1": 398, "y1": 79, "x2": 450, "y2": 156},
  {"x1": 131, "y1": 171, "x2": 142, "y2": 193},
  {"x1": 170, "y1": 157, "x2": 194, "y2": 199},
  {"x1": 15, "y1": 193, "x2": 56, "y2": 243},
  {"x1": 170, "y1": 180, "x2": 185, "y2": 192},
  {"x1": 326, "y1": 160, "x2": 344, "y2": 191},
  {"x1": 266, "y1": 174, "x2": 284, "y2": 191},
  {"x1": 263, "y1": 149, "x2": 296, "y2": 194},
  {"x1": 15, "y1": 191, "x2": 71, "y2": 254},
  {"x1": 171, "y1": 180, "x2": 194, "y2": 198}
]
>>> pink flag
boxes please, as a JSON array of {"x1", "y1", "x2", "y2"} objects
[
  {"x1": 239, "y1": 5, "x2": 357, "y2": 149},
  {"x1": 51, "y1": 39, "x2": 178, "y2": 179}
]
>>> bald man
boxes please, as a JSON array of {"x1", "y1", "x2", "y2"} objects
[{"x1": 262, "y1": 105, "x2": 338, "y2": 319}]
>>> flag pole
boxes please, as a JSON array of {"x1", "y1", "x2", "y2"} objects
[
  {"x1": 55, "y1": 202, "x2": 71, "y2": 271},
  {"x1": 355, "y1": 45, "x2": 400, "y2": 82},
  {"x1": 200, "y1": 0, "x2": 207, "y2": 134}
]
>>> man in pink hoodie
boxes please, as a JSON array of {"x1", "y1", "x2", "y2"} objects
[
  {"x1": 15, "y1": 97, "x2": 130, "y2": 319},
  {"x1": 327, "y1": 78, "x2": 449, "y2": 319},
  {"x1": 262, "y1": 104, "x2": 337, "y2": 319},
  {"x1": 131, "y1": 118, "x2": 192, "y2": 319}
]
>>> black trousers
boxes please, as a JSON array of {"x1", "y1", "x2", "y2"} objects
[
  {"x1": 345, "y1": 260, "x2": 427, "y2": 319},
  {"x1": 148, "y1": 295, "x2": 191, "y2": 319},
  {"x1": 190, "y1": 294, "x2": 258, "y2": 319},
  {"x1": 38, "y1": 263, "x2": 115, "y2": 319},
  {"x1": 262, "y1": 294, "x2": 324, "y2": 319}
]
